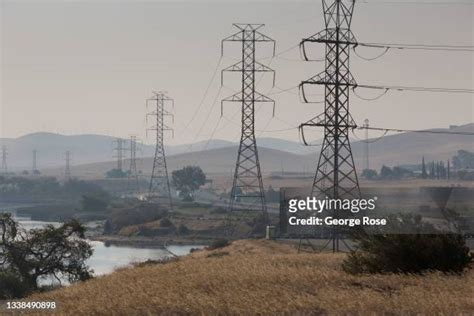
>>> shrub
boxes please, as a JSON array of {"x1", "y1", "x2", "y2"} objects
[
  {"x1": 0, "y1": 270, "x2": 31, "y2": 299},
  {"x1": 178, "y1": 224, "x2": 190, "y2": 235},
  {"x1": 207, "y1": 251, "x2": 230, "y2": 258},
  {"x1": 343, "y1": 233, "x2": 472, "y2": 274},
  {"x1": 105, "y1": 203, "x2": 168, "y2": 233},
  {"x1": 133, "y1": 257, "x2": 180, "y2": 267},
  {"x1": 207, "y1": 239, "x2": 230, "y2": 250},
  {"x1": 250, "y1": 213, "x2": 268, "y2": 236},
  {"x1": 160, "y1": 217, "x2": 173, "y2": 228},
  {"x1": 210, "y1": 207, "x2": 228, "y2": 215}
]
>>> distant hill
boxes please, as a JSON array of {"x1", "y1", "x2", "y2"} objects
[
  {"x1": 4, "y1": 123, "x2": 473, "y2": 174},
  {"x1": 346, "y1": 123, "x2": 474, "y2": 170},
  {"x1": 0, "y1": 133, "x2": 314, "y2": 171},
  {"x1": 42, "y1": 146, "x2": 314, "y2": 178}
]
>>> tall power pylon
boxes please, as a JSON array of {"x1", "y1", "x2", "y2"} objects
[
  {"x1": 113, "y1": 138, "x2": 125, "y2": 172},
  {"x1": 32, "y1": 149, "x2": 38, "y2": 174},
  {"x1": 127, "y1": 135, "x2": 140, "y2": 193},
  {"x1": 221, "y1": 23, "x2": 275, "y2": 217},
  {"x1": 147, "y1": 92, "x2": 174, "y2": 210},
  {"x1": 299, "y1": 0, "x2": 360, "y2": 251},
  {"x1": 1, "y1": 146, "x2": 7, "y2": 174},
  {"x1": 65, "y1": 150, "x2": 72, "y2": 181}
]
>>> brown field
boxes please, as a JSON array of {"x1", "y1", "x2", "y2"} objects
[
  {"x1": 29, "y1": 240, "x2": 474, "y2": 315},
  {"x1": 207, "y1": 174, "x2": 474, "y2": 192}
]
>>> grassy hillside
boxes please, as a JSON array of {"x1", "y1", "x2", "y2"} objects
[
  {"x1": 42, "y1": 146, "x2": 313, "y2": 178},
  {"x1": 40, "y1": 123, "x2": 474, "y2": 178},
  {"x1": 349, "y1": 123, "x2": 474, "y2": 170},
  {"x1": 1, "y1": 133, "x2": 314, "y2": 171},
  {"x1": 31, "y1": 240, "x2": 473, "y2": 315}
]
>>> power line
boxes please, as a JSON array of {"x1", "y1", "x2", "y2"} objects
[
  {"x1": 352, "y1": 87, "x2": 389, "y2": 101},
  {"x1": 356, "y1": 84, "x2": 474, "y2": 94},
  {"x1": 357, "y1": 42, "x2": 474, "y2": 52},
  {"x1": 183, "y1": 57, "x2": 223, "y2": 131},
  {"x1": 222, "y1": 115, "x2": 298, "y2": 133},
  {"x1": 357, "y1": 126, "x2": 474, "y2": 136},
  {"x1": 359, "y1": 1, "x2": 473, "y2": 5}
]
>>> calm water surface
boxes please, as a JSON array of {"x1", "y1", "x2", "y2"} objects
[{"x1": 1, "y1": 209, "x2": 201, "y2": 281}]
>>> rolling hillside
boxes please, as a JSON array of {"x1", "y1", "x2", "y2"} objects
[
  {"x1": 31, "y1": 240, "x2": 473, "y2": 315},
  {"x1": 347, "y1": 123, "x2": 474, "y2": 170},
  {"x1": 42, "y1": 146, "x2": 313, "y2": 178},
  {"x1": 0, "y1": 133, "x2": 315, "y2": 171},
  {"x1": 5, "y1": 123, "x2": 474, "y2": 176}
]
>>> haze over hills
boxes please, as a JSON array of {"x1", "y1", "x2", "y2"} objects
[
  {"x1": 0, "y1": 133, "x2": 316, "y2": 171},
  {"x1": 348, "y1": 123, "x2": 474, "y2": 170},
  {"x1": 3, "y1": 123, "x2": 473, "y2": 174},
  {"x1": 40, "y1": 146, "x2": 312, "y2": 179}
]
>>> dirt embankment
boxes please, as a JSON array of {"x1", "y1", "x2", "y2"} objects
[{"x1": 29, "y1": 239, "x2": 474, "y2": 315}]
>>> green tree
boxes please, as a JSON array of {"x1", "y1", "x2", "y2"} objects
[
  {"x1": 343, "y1": 214, "x2": 472, "y2": 274},
  {"x1": 0, "y1": 213, "x2": 93, "y2": 294},
  {"x1": 265, "y1": 186, "x2": 280, "y2": 203},
  {"x1": 362, "y1": 169, "x2": 377, "y2": 180},
  {"x1": 392, "y1": 166, "x2": 413, "y2": 179},
  {"x1": 81, "y1": 193, "x2": 109, "y2": 212},
  {"x1": 105, "y1": 168, "x2": 127, "y2": 178},
  {"x1": 379, "y1": 165, "x2": 393, "y2": 179},
  {"x1": 452, "y1": 150, "x2": 474, "y2": 169},
  {"x1": 172, "y1": 166, "x2": 206, "y2": 200}
]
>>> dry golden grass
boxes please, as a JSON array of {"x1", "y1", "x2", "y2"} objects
[{"x1": 30, "y1": 240, "x2": 473, "y2": 315}]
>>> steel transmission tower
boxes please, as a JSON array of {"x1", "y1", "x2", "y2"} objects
[
  {"x1": 147, "y1": 92, "x2": 174, "y2": 210},
  {"x1": 127, "y1": 135, "x2": 140, "y2": 193},
  {"x1": 65, "y1": 150, "x2": 72, "y2": 181},
  {"x1": 299, "y1": 1, "x2": 360, "y2": 251},
  {"x1": 1, "y1": 146, "x2": 7, "y2": 174},
  {"x1": 32, "y1": 149, "x2": 38, "y2": 174},
  {"x1": 113, "y1": 138, "x2": 125, "y2": 172},
  {"x1": 221, "y1": 23, "x2": 275, "y2": 217},
  {"x1": 300, "y1": 0, "x2": 360, "y2": 200}
]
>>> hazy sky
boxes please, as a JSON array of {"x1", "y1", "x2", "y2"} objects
[{"x1": 1, "y1": 0, "x2": 473, "y2": 145}]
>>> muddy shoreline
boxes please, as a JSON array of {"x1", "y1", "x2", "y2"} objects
[{"x1": 90, "y1": 234, "x2": 213, "y2": 249}]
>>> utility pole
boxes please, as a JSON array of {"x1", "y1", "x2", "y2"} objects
[
  {"x1": 127, "y1": 135, "x2": 140, "y2": 193},
  {"x1": 221, "y1": 23, "x2": 275, "y2": 219},
  {"x1": 65, "y1": 150, "x2": 72, "y2": 181},
  {"x1": 299, "y1": 0, "x2": 360, "y2": 252},
  {"x1": 113, "y1": 138, "x2": 125, "y2": 172},
  {"x1": 1, "y1": 146, "x2": 7, "y2": 174},
  {"x1": 147, "y1": 92, "x2": 174, "y2": 210},
  {"x1": 363, "y1": 119, "x2": 369, "y2": 171}
]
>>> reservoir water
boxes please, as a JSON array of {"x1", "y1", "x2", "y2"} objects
[{"x1": 1, "y1": 208, "x2": 201, "y2": 284}]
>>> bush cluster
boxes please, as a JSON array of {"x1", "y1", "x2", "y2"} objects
[
  {"x1": 207, "y1": 239, "x2": 230, "y2": 250},
  {"x1": 343, "y1": 233, "x2": 472, "y2": 274}
]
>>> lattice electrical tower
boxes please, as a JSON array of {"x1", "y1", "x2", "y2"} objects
[
  {"x1": 1, "y1": 146, "x2": 7, "y2": 174},
  {"x1": 299, "y1": 0, "x2": 361, "y2": 251},
  {"x1": 127, "y1": 135, "x2": 140, "y2": 193},
  {"x1": 113, "y1": 138, "x2": 125, "y2": 172},
  {"x1": 65, "y1": 150, "x2": 72, "y2": 181},
  {"x1": 32, "y1": 149, "x2": 38, "y2": 174},
  {"x1": 221, "y1": 23, "x2": 276, "y2": 218},
  {"x1": 147, "y1": 92, "x2": 174, "y2": 210}
]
